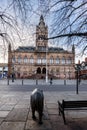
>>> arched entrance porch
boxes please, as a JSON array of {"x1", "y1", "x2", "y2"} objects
[{"x1": 36, "y1": 67, "x2": 46, "y2": 79}]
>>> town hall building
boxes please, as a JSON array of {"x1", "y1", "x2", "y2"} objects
[{"x1": 8, "y1": 15, "x2": 75, "y2": 79}]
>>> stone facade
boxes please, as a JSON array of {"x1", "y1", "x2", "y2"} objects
[{"x1": 8, "y1": 15, "x2": 75, "y2": 79}]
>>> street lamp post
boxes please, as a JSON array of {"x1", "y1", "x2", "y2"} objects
[
  {"x1": 75, "y1": 64, "x2": 81, "y2": 94},
  {"x1": 76, "y1": 69, "x2": 79, "y2": 94},
  {"x1": 46, "y1": 47, "x2": 48, "y2": 83},
  {"x1": 12, "y1": 66, "x2": 14, "y2": 82},
  {"x1": 68, "y1": 68, "x2": 71, "y2": 80},
  {"x1": 64, "y1": 67, "x2": 66, "y2": 85}
]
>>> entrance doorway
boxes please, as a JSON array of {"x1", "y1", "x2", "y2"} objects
[
  {"x1": 37, "y1": 67, "x2": 41, "y2": 74},
  {"x1": 42, "y1": 67, "x2": 46, "y2": 74}
]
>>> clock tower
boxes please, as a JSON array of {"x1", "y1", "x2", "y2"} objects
[{"x1": 36, "y1": 15, "x2": 48, "y2": 51}]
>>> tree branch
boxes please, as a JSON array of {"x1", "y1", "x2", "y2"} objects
[{"x1": 47, "y1": 32, "x2": 87, "y2": 40}]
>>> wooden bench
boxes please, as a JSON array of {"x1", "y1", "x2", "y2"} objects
[{"x1": 58, "y1": 100, "x2": 87, "y2": 124}]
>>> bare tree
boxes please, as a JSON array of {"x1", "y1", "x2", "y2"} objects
[
  {"x1": 48, "y1": 0, "x2": 87, "y2": 55},
  {"x1": 0, "y1": 0, "x2": 33, "y2": 62}
]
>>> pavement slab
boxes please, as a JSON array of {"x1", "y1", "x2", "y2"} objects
[
  {"x1": 14, "y1": 104, "x2": 29, "y2": 109},
  {"x1": 51, "y1": 122, "x2": 70, "y2": 130},
  {"x1": 0, "y1": 104, "x2": 14, "y2": 111},
  {"x1": 48, "y1": 108, "x2": 58, "y2": 115},
  {"x1": 0, "y1": 119, "x2": 4, "y2": 125},
  {"x1": 28, "y1": 107, "x2": 49, "y2": 120},
  {"x1": 0, "y1": 111, "x2": 10, "y2": 118},
  {"x1": 46, "y1": 103, "x2": 58, "y2": 109},
  {"x1": 0, "y1": 122, "x2": 25, "y2": 130},
  {"x1": 25, "y1": 120, "x2": 52, "y2": 130},
  {"x1": 5, "y1": 108, "x2": 29, "y2": 121}
]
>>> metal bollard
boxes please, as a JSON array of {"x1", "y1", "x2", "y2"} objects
[
  {"x1": 64, "y1": 79, "x2": 66, "y2": 85},
  {"x1": 22, "y1": 79, "x2": 23, "y2": 85},
  {"x1": 36, "y1": 79, "x2": 38, "y2": 85},
  {"x1": 7, "y1": 78, "x2": 9, "y2": 85}
]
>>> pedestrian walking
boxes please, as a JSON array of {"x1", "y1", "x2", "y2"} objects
[{"x1": 50, "y1": 77, "x2": 52, "y2": 85}]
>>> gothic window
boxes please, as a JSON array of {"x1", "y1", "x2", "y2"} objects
[
  {"x1": 17, "y1": 56, "x2": 22, "y2": 63},
  {"x1": 61, "y1": 57, "x2": 66, "y2": 64},
  {"x1": 24, "y1": 56, "x2": 28, "y2": 63},
  {"x1": 30, "y1": 56, "x2": 34, "y2": 64},
  {"x1": 56, "y1": 57, "x2": 60, "y2": 64},
  {"x1": 66, "y1": 57, "x2": 72, "y2": 64},
  {"x1": 42, "y1": 57, "x2": 46, "y2": 64},
  {"x1": 12, "y1": 56, "x2": 15, "y2": 63},
  {"x1": 37, "y1": 56, "x2": 41, "y2": 64},
  {"x1": 50, "y1": 56, "x2": 54, "y2": 64}
]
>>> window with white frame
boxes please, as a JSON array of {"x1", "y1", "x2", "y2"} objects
[
  {"x1": 42, "y1": 57, "x2": 46, "y2": 64},
  {"x1": 66, "y1": 57, "x2": 72, "y2": 64},
  {"x1": 30, "y1": 56, "x2": 34, "y2": 64},
  {"x1": 17, "y1": 56, "x2": 22, "y2": 63},
  {"x1": 61, "y1": 57, "x2": 66, "y2": 64},
  {"x1": 56, "y1": 57, "x2": 60, "y2": 64},
  {"x1": 37, "y1": 56, "x2": 41, "y2": 64},
  {"x1": 12, "y1": 56, "x2": 15, "y2": 63},
  {"x1": 24, "y1": 56, "x2": 28, "y2": 63},
  {"x1": 50, "y1": 56, "x2": 54, "y2": 64}
]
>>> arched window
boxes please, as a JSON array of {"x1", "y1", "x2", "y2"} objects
[
  {"x1": 50, "y1": 56, "x2": 54, "y2": 64},
  {"x1": 37, "y1": 56, "x2": 41, "y2": 64},
  {"x1": 67, "y1": 57, "x2": 72, "y2": 64},
  {"x1": 61, "y1": 57, "x2": 66, "y2": 64},
  {"x1": 30, "y1": 56, "x2": 34, "y2": 64},
  {"x1": 42, "y1": 57, "x2": 46, "y2": 64},
  {"x1": 56, "y1": 57, "x2": 60, "y2": 64},
  {"x1": 17, "y1": 56, "x2": 22, "y2": 63},
  {"x1": 12, "y1": 56, "x2": 15, "y2": 63},
  {"x1": 24, "y1": 56, "x2": 28, "y2": 63}
]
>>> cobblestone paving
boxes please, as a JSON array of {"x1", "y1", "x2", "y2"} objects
[{"x1": 0, "y1": 91, "x2": 87, "y2": 129}]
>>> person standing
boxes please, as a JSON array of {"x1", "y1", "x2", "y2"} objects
[{"x1": 50, "y1": 77, "x2": 52, "y2": 85}]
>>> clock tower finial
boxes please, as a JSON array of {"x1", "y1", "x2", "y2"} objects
[
  {"x1": 39, "y1": 15, "x2": 45, "y2": 26},
  {"x1": 40, "y1": 15, "x2": 44, "y2": 21}
]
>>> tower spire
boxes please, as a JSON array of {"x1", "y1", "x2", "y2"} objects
[
  {"x1": 72, "y1": 44, "x2": 75, "y2": 53},
  {"x1": 39, "y1": 15, "x2": 45, "y2": 25}
]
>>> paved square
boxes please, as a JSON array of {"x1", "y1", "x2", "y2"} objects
[{"x1": 0, "y1": 80, "x2": 87, "y2": 129}]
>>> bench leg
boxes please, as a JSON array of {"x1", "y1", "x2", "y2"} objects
[
  {"x1": 62, "y1": 111, "x2": 66, "y2": 124},
  {"x1": 59, "y1": 109, "x2": 66, "y2": 124},
  {"x1": 59, "y1": 108, "x2": 61, "y2": 115}
]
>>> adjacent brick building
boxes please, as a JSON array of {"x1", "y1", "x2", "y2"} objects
[{"x1": 78, "y1": 58, "x2": 87, "y2": 79}]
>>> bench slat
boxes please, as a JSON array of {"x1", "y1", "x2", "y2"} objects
[{"x1": 63, "y1": 100, "x2": 87, "y2": 108}]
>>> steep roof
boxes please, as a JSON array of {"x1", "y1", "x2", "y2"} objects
[{"x1": 15, "y1": 46, "x2": 70, "y2": 53}]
